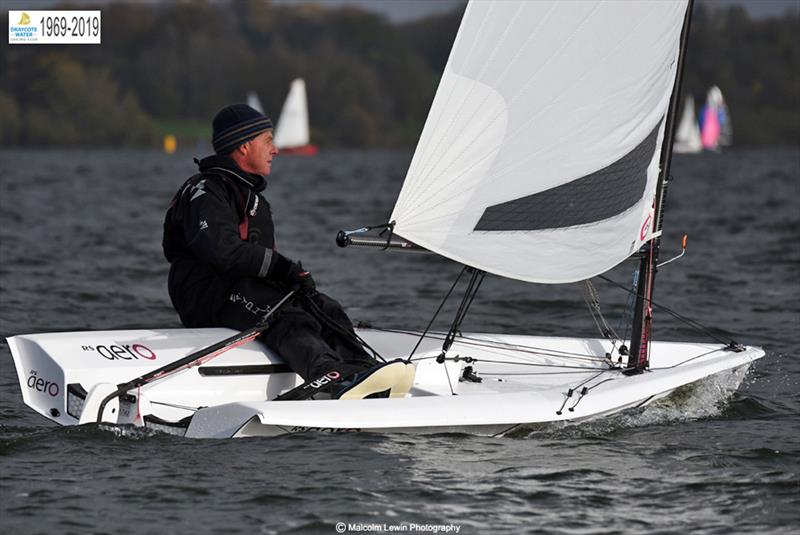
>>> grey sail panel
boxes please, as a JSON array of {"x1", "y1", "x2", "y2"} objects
[{"x1": 475, "y1": 124, "x2": 660, "y2": 232}]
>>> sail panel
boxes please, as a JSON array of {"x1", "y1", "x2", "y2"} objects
[
  {"x1": 475, "y1": 124, "x2": 660, "y2": 231},
  {"x1": 390, "y1": 0, "x2": 689, "y2": 283}
]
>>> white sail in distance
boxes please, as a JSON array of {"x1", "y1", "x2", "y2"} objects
[
  {"x1": 674, "y1": 95, "x2": 702, "y2": 153},
  {"x1": 714, "y1": 86, "x2": 733, "y2": 147},
  {"x1": 274, "y1": 78, "x2": 311, "y2": 149},
  {"x1": 247, "y1": 91, "x2": 264, "y2": 114},
  {"x1": 390, "y1": 0, "x2": 689, "y2": 283}
]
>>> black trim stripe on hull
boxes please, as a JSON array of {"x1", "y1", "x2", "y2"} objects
[{"x1": 198, "y1": 364, "x2": 293, "y2": 376}]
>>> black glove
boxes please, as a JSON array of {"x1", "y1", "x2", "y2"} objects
[
  {"x1": 288, "y1": 261, "x2": 316, "y2": 295},
  {"x1": 270, "y1": 253, "x2": 316, "y2": 294}
]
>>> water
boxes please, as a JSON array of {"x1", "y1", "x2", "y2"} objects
[{"x1": 1, "y1": 147, "x2": 798, "y2": 534}]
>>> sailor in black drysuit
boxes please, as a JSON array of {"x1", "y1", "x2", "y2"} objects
[{"x1": 162, "y1": 104, "x2": 377, "y2": 385}]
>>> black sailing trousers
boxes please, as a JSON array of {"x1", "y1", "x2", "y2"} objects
[{"x1": 214, "y1": 277, "x2": 376, "y2": 380}]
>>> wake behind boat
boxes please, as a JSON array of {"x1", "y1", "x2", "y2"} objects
[{"x1": 7, "y1": 0, "x2": 764, "y2": 438}]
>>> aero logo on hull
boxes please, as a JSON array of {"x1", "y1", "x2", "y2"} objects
[
  {"x1": 27, "y1": 370, "x2": 60, "y2": 397},
  {"x1": 81, "y1": 343, "x2": 157, "y2": 361}
]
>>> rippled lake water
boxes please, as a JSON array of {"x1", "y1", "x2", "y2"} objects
[{"x1": 1, "y1": 147, "x2": 798, "y2": 534}]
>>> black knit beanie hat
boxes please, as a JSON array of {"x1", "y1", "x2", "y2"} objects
[{"x1": 212, "y1": 104, "x2": 273, "y2": 155}]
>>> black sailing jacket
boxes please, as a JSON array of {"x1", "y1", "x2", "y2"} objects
[{"x1": 163, "y1": 155, "x2": 283, "y2": 327}]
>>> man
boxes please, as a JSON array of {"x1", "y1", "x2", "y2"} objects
[{"x1": 162, "y1": 104, "x2": 411, "y2": 399}]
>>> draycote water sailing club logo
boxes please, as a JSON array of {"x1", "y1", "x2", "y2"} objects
[
  {"x1": 8, "y1": 10, "x2": 101, "y2": 44},
  {"x1": 8, "y1": 11, "x2": 38, "y2": 42}
]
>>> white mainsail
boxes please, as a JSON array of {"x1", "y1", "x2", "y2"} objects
[
  {"x1": 674, "y1": 95, "x2": 702, "y2": 154},
  {"x1": 390, "y1": 0, "x2": 689, "y2": 284},
  {"x1": 274, "y1": 78, "x2": 311, "y2": 149}
]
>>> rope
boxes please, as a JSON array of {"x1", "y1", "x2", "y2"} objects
[
  {"x1": 441, "y1": 269, "x2": 485, "y2": 353},
  {"x1": 375, "y1": 327, "x2": 614, "y2": 364},
  {"x1": 407, "y1": 266, "x2": 468, "y2": 361},
  {"x1": 580, "y1": 280, "x2": 620, "y2": 341},
  {"x1": 300, "y1": 293, "x2": 387, "y2": 362},
  {"x1": 149, "y1": 400, "x2": 201, "y2": 412},
  {"x1": 617, "y1": 269, "x2": 639, "y2": 343},
  {"x1": 597, "y1": 274, "x2": 740, "y2": 346},
  {"x1": 651, "y1": 347, "x2": 728, "y2": 369},
  {"x1": 442, "y1": 361, "x2": 456, "y2": 396},
  {"x1": 415, "y1": 354, "x2": 614, "y2": 371},
  {"x1": 442, "y1": 358, "x2": 613, "y2": 371}
]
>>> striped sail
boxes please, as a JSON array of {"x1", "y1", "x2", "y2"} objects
[{"x1": 390, "y1": 0, "x2": 690, "y2": 283}]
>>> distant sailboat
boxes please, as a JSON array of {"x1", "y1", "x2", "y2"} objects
[
  {"x1": 699, "y1": 86, "x2": 732, "y2": 150},
  {"x1": 274, "y1": 78, "x2": 318, "y2": 155},
  {"x1": 246, "y1": 91, "x2": 264, "y2": 114},
  {"x1": 674, "y1": 95, "x2": 702, "y2": 154},
  {"x1": 717, "y1": 89, "x2": 733, "y2": 147}
]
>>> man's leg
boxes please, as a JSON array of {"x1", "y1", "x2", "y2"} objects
[
  {"x1": 262, "y1": 302, "x2": 352, "y2": 380},
  {"x1": 214, "y1": 278, "x2": 350, "y2": 381},
  {"x1": 305, "y1": 292, "x2": 378, "y2": 369},
  {"x1": 213, "y1": 278, "x2": 286, "y2": 330}
]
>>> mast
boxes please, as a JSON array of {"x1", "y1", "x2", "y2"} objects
[{"x1": 627, "y1": 0, "x2": 695, "y2": 371}]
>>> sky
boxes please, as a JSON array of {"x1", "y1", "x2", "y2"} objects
[{"x1": 4, "y1": 0, "x2": 799, "y2": 22}]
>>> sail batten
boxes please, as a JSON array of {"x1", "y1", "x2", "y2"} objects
[{"x1": 390, "y1": 0, "x2": 689, "y2": 284}]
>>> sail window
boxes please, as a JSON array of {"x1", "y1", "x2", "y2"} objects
[{"x1": 474, "y1": 123, "x2": 660, "y2": 231}]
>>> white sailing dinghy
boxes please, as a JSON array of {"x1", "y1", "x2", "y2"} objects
[
  {"x1": 274, "y1": 78, "x2": 318, "y2": 155},
  {"x1": 246, "y1": 91, "x2": 264, "y2": 115},
  {"x1": 673, "y1": 96, "x2": 702, "y2": 154},
  {"x1": 8, "y1": 0, "x2": 763, "y2": 439}
]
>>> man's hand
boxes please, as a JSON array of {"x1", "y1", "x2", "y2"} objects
[
  {"x1": 269, "y1": 252, "x2": 317, "y2": 294},
  {"x1": 288, "y1": 261, "x2": 316, "y2": 295}
]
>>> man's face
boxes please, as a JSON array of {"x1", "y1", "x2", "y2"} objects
[{"x1": 241, "y1": 130, "x2": 278, "y2": 176}]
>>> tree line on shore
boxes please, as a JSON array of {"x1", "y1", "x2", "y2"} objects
[{"x1": 1, "y1": 0, "x2": 797, "y2": 148}]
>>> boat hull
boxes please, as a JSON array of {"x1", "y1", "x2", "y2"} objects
[
  {"x1": 7, "y1": 328, "x2": 764, "y2": 438},
  {"x1": 276, "y1": 144, "x2": 318, "y2": 156}
]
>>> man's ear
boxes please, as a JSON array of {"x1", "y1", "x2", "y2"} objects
[{"x1": 232, "y1": 142, "x2": 249, "y2": 158}]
